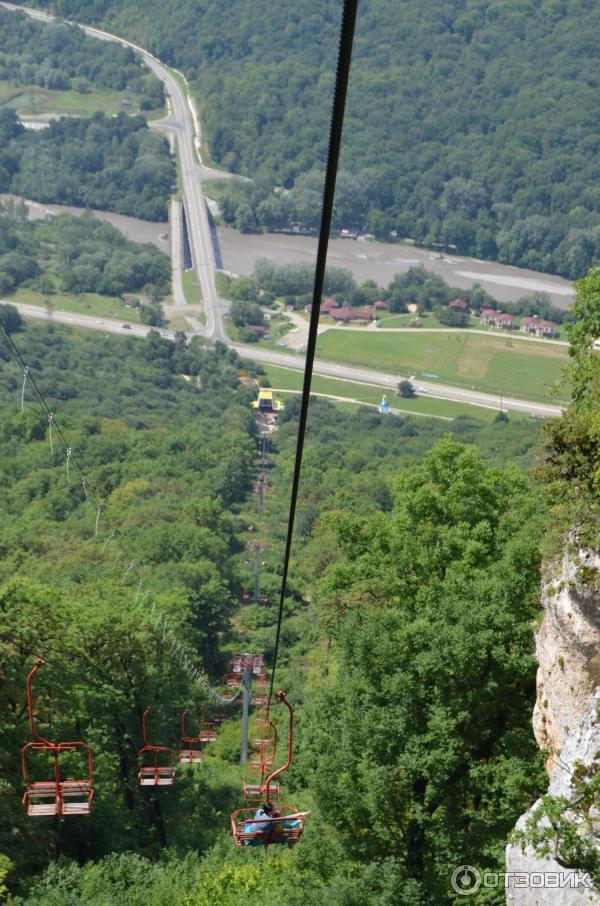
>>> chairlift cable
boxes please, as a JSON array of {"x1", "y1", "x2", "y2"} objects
[{"x1": 267, "y1": 0, "x2": 358, "y2": 713}]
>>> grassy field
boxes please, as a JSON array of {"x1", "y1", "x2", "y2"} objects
[
  {"x1": 215, "y1": 271, "x2": 232, "y2": 298},
  {"x1": 182, "y1": 269, "x2": 202, "y2": 305},
  {"x1": 10, "y1": 288, "x2": 142, "y2": 322},
  {"x1": 0, "y1": 80, "x2": 165, "y2": 119},
  {"x1": 315, "y1": 329, "x2": 568, "y2": 402},
  {"x1": 168, "y1": 315, "x2": 192, "y2": 331},
  {"x1": 377, "y1": 311, "x2": 445, "y2": 328},
  {"x1": 259, "y1": 364, "x2": 508, "y2": 421}
]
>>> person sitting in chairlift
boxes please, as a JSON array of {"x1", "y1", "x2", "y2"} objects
[{"x1": 254, "y1": 801, "x2": 278, "y2": 841}]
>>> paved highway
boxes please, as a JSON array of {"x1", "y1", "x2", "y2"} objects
[
  {"x1": 2, "y1": 1, "x2": 226, "y2": 341},
  {"x1": 6, "y1": 303, "x2": 562, "y2": 418},
  {"x1": 2, "y1": 3, "x2": 564, "y2": 419}
]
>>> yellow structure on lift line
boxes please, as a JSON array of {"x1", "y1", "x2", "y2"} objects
[{"x1": 251, "y1": 390, "x2": 284, "y2": 413}]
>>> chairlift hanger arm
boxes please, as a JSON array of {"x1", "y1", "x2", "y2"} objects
[
  {"x1": 26, "y1": 658, "x2": 53, "y2": 746},
  {"x1": 265, "y1": 691, "x2": 293, "y2": 800}
]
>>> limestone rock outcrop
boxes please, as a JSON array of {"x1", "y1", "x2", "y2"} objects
[{"x1": 506, "y1": 547, "x2": 600, "y2": 905}]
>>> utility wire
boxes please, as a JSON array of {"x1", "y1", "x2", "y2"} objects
[{"x1": 267, "y1": 0, "x2": 358, "y2": 712}]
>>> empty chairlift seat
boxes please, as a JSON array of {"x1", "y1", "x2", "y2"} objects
[
  {"x1": 243, "y1": 780, "x2": 280, "y2": 802},
  {"x1": 178, "y1": 709, "x2": 204, "y2": 764},
  {"x1": 137, "y1": 707, "x2": 175, "y2": 787},
  {"x1": 21, "y1": 660, "x2": 94, "y2": 818}
]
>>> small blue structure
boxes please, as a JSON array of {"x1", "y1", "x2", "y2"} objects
[{"x1": 378, "y1": 394, "x2": 390, "y2": 415}]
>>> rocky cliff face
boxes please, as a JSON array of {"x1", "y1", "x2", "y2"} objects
[{"x1": 505, "y1": 547, "x2": 600, "y2": 906}]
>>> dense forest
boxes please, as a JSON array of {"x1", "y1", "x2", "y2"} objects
[
  {"x1": 0, "y1": 7, "x2": 164, "y2": 109},
  {"x1": 0, "y1": 109, "x2": 174, "y2": 220},
  {"x1": 0, "y1": 312, "x2": 553, "y2": 903},
  {"x1": 0, "y1": 200, "x2": 170, "y2": 301},
  {"x1": 16, "y1": 0, "x2": 600, "y2": 278}
]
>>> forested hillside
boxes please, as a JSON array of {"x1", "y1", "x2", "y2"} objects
[
  {"x1": 0, "y1": 7, "x2": 163, "y2": 107},
  {"x1": 0, "y1": 313, "x2": 550, "y2": 903},
  {"x1": 0, "y1": 323, "x2": 259, "y2": 878},
  {"x1": 0, "y1": 109, "x2": 174, "y2": 220},
  {"x1": 18, "y1": 0, "x2": 600, "y2": 277}
]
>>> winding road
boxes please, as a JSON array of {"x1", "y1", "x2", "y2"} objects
[{"x1": 1, "y1": 3, "x2": 564, "y2": 419}]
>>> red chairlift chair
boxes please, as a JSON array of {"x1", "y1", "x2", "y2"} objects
[
  {"x1": 252, "y1": 655, "x2": 265, "y2": 674},
  {"x1": 137, "y1": 707, "x2": 175, "y2": 786},
  {"x1": 251, "y1": 727, "x2": 274, "y2": 751},
  {"x1": 21, "y1": 659, "x2": 94, "y2": 817},
  {"x1": 199, "y1": 724, "x2": 217, "y2": 743},
  {"x1": 198, "y1": 705, "x2": 218, "y2": 743},
  {"x1": 220, "y1": 691, "x2": 236, "y2": 703},
  {"x1": 232, "y1": 691, "x2": 307, "y2": 846},
  {"x1": 178, "y1": 709, "x2": 204, "y2": 764}
]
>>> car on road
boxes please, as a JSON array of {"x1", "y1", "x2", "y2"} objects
[{"x1": 122, "y1": 323, "x2": 131, "y2": 329}]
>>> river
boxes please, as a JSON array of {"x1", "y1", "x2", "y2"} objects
[
  {"x1": 1, "y1": 192, "x2": 574, "y2": 308},
  {"x1": 215, "y1": 228, "x2": 574, "y2": 309},
  {"x1": 0, "y1": 193, "x2": 169, "y2": 250}
]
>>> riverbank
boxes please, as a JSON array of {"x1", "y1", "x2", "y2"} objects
[{"x1": 215, "y1": 227, "x2": 574, "y2": 309}]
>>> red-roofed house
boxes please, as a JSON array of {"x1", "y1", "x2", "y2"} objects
[
  {"x1": 331, "y1": 307, "x2": 379, "y2": 323},
  {"x1": 493, "y1": 312, "x2": 515, "y2": 329},
  {"x1": 448, "y1": 297, "x2": 469, "y2": 313},
  {"x1": 480, "y1": 308, "x2": 515, "y2": 329},
  {"x1": 520, "y1": 316, "x2": 556, "y2": 337},
  {"x1": 373, "y1": 300, "x2": 387, "y2": 310},
  {"x1": 479, "y1": 307, "x2": 496, "y2": 324},
  {"x1": 305, "y1": 298, "x2": 341, "y2": 315},
  {"x1": 246, "y1": 325, "x2": 267, "y2": 336}
]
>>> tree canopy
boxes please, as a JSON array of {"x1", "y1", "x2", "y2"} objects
[
  {"x1": 0, "y1": 109, "x2": 174, "y2": 221},
  {"x1": 0, "y1": 7, "x2": 164, "y2": 108},
  {"x1": 0, "y1": 318, "x2": 548, "y2": 903},
  {"x1": 0, "y1": 201, "x2": 170, "y2": 299}
]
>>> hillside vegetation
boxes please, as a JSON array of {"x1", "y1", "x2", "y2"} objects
[
  {"x1": 18, "y1": 0, "x2": 600, "y2": 277},
  {"x1": 0, "y1": 6, "x2": 164, "y2": 108},
  {"x1": 0, "y1": 108, "x2": 174, "y2": 220},
  {"x1": 0, "y1": 315, "x2": 549, "y2": 903},
  {"x1": 0, "y1": 200, "x2": 170, "y2": 302}
]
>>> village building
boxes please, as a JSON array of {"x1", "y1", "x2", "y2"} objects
[
  {"x1": 479, "y1": 307, "x2": 497, "y2": 324},
  {"x1": 448, "y1": 297, "x2": 469, "y2": 313},
  {"x1": 479, "y1": 308, "x2": 515, "y2": 329},
  {"x1": 493, "y1": 312, "x2": 515, "y2": 329},
  {"x1": 305, "y1": 298, "x2": 339, "y2": 315},
  {"x1": 520, "y1": 315, "x2": 556, "y2": 337},
  {"x1": 330, "y1": 307, "x2": 379, "y2": 323}
]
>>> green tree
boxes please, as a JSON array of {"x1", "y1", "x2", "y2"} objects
[
  {"x1": 303, "y1": 438, "x2": 545, "y2": 901},
  {"x1": 397, "y1": 379, "x2": 415, "y2": 398},
  {"x1": 565, "y1": 267, "x2": 600, "y2": 405},
  {"x1": 0, "y1": 304, "x2": 22, "y2": 334}
]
